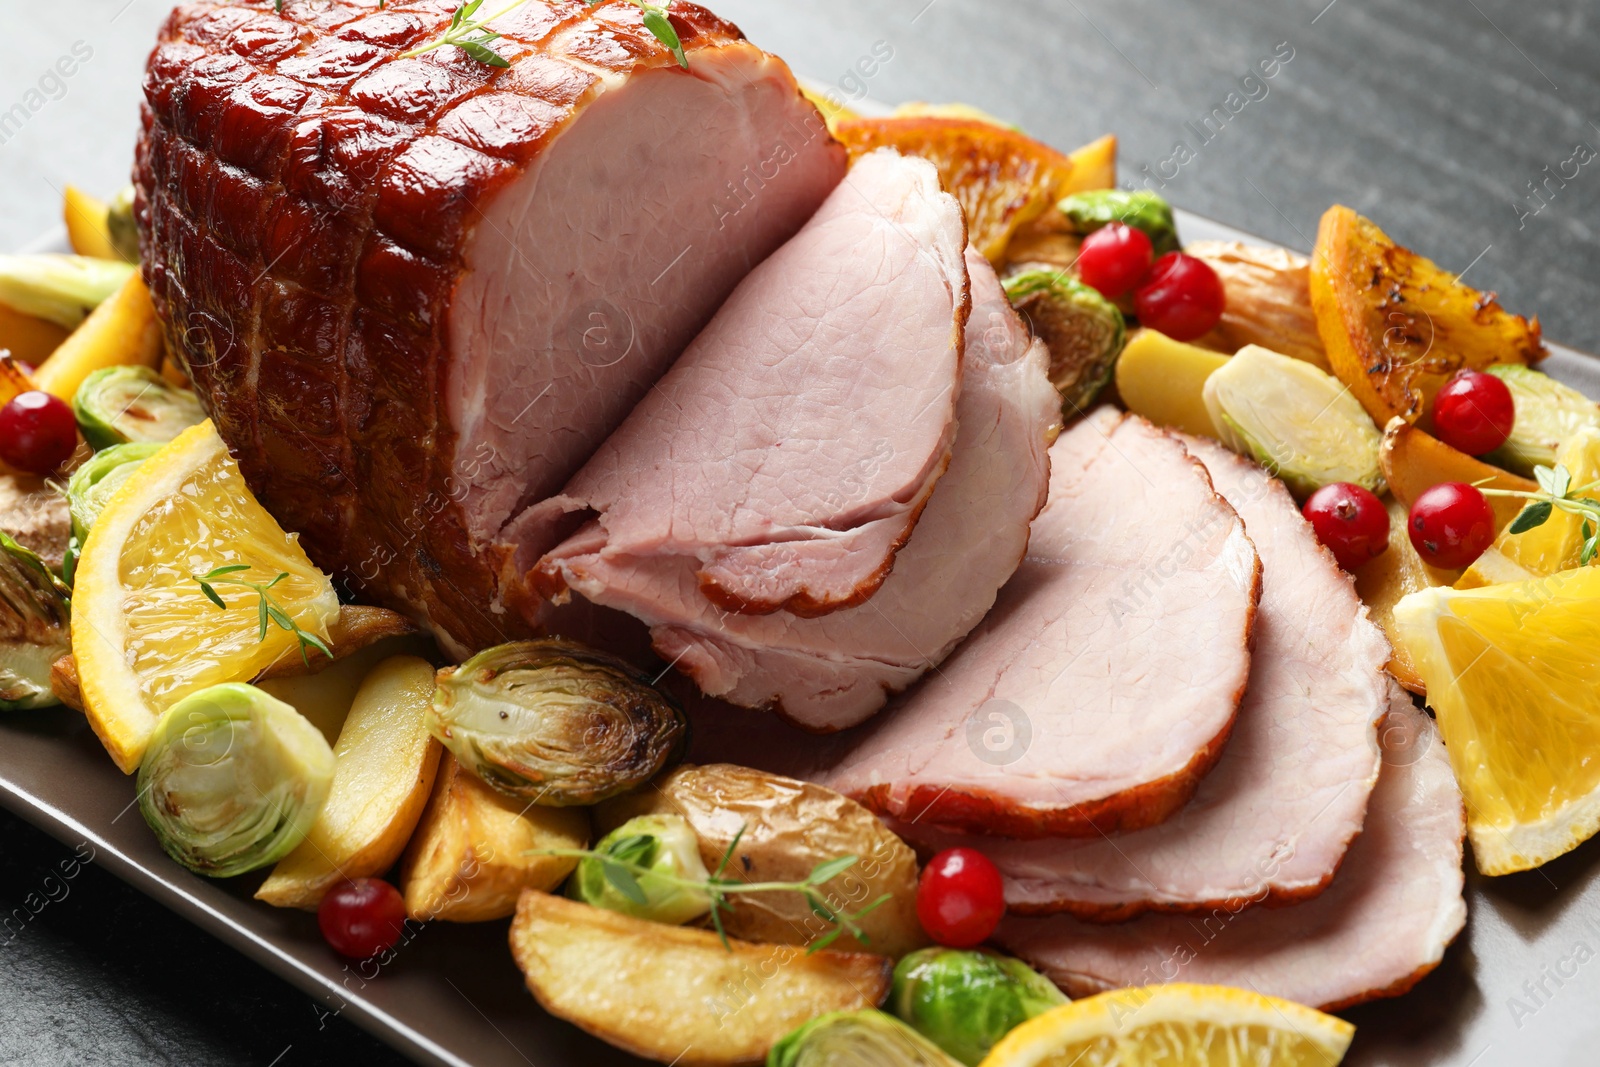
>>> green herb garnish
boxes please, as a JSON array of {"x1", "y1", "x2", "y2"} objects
[
  {"x1": 1479, "y1": 462, "x2": 1600, "y2": 564},
  {"x1": 191, "y1": 564, "x2": 333, "y2": 667},
  {"x1": 400, "y1": 0, "x2": 688, "y2": 70},
  {"x1": 534, "y1": 823, "x2": 891, "y2": 953}
]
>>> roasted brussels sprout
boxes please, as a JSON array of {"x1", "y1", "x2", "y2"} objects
[
  {"x1": 429, "y1": 639, "x2": 686, "y2": 805},
  {"x1": 1485, "y1": 364, "x2": 1600, "y2": 476},
  {"x1": 0, "y1": 533, "x2": 70, "y2": 711},
  {"x1": 1204, "y1": 343, "x2": 1384, "y2": 499},
  {"x1": 72, "y1": 366, "x2": 205, "y2": 450},
  {"x1": 137, "y1": 683, "x2": 335, "y2": 878},
  {"x1": 62, "y1": 441, "x2": 162, "y2": 584},
  {"x1": 768, "y1": 1010, "x2": 961, "y2": 1067},
  {"x1": 1057, "y1": 189, "x2": 1178, "y2": 254},
  {"x1": 568, "y1": 813, "x2": 713, "y2": 925},
  {"x1": 0, "y1": 254, "x2": 136, "y2": 329},
  {"x1": 1003, "y1": 270, "x2": 1125, "y2": 415},
  {"x1": 107, "y1": 185, "x2": 140, "y2": 264},
  {"x1": 890, "y1": 948, "x2": 1067, "y2": 1065}
]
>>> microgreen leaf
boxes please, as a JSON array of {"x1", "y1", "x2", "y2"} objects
[
  {"x1": 713, "y1": 824, "x2": 746, "y2": 880},
  {"x1": 809, "y1": 926, "x2": 846, "y2": 952},
  {"x1": 196, "y1": 581, "x2": 227, "y2": 610},
  {"x1": 602, "y1": 860, "x2": 649, "y2": 906},
  {"x1": 192, "y1": 565, "x2": 333, "y2": 668},
  {"x1": 807, "y1": 855, "x2": 858, "y2": 886},
  {"x1": 1509, "y1": 500, "x2": 1554, "y2": 535},
  {"x1": 407, "y1": 0, "x2": 692, "y2": 68},
  {"x1": 199, "y1": 564, "x2": 252, "y2": 579}
]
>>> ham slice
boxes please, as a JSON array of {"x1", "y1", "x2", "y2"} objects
[
  {"x1": 540, "y1": 247, "x2": 1057, "y2": 730},
  {"x1": 820, "y1": 410, "x2": 1261, "y2": 838},
  {"x1": 137, "y1": 1, "x2": 847, "y2": 653},
  {"x1": 996, "y1": 694, "x2": 1467, "y2": 1011},
  {"x1": 532, "y1": 149, "x2": 969, "y2": 619},
  {"x1": 901, "y1": 436, "x2": 1390, "y2": 916}
]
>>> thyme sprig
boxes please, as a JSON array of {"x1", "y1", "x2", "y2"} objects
[
  {"x1": 533, "y1": 825, "x2": 892, "y2": 953},
  {"x1": 398, "y1": 0, "x2": 687, "y2": 70},
  {"x1": 191, "y1": 564, "x2": 333, "y2": 667},
  {"x1": 1477, "y1": 462, "x2": 1600, "y2": 564}
]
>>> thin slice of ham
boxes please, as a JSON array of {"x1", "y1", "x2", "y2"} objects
[
  {"x1": 996, "y1": 694, "x2": 1467, "y2": 1011},
  {"x1": 901, "y1": 436, "x2": 1391, "y2": 916},
  {"x1": 537, "y1": 249, "x2": 1057, "y2": 731},
  {"x1": 820, "y1": 411, "x2": 1261, "y2": 838},
  {"x1": 532, "y1": 149, "x2": 969, "y2": 618}
]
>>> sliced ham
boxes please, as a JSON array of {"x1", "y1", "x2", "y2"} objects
[
  {"x1": 820, "y1": 410, "x2": 1261, "y2": 838},
  {"x1": 902, "y1": 436, "x2": 1390, "y2": 916},
  {"x1": 137, "y1": 1, "x2": 847, "y2": 652},
  {"x1": 541, "y1": 247, "x2": 1057, "y2": 730},
  {"x1": 531, "y1": 149, "x2": 969, "y2": 620},
  {"x1": 996, "y1": 694, "x2": 1467, "y2": 1011}
]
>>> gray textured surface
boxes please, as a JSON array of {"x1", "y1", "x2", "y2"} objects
[{"x1": 1, "y1": 1, "x2": 1597, "y2": 1065}]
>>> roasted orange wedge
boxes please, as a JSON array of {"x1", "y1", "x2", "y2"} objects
[
  {"x1": 1309, "y1": 205, "x2": 1545, "y2": 426},
  {"x1": 832, "y1": 116, "x2": 1077, "y2": 262}
]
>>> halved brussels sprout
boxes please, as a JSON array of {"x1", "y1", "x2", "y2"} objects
[
  {"x1": 1003, "y1": 270, "x2": 1125, "y2": 415},
  {"x1": 768, "y1": 1010, "x2": 961, "y2": 1067},
  {"x1": 0, "y1": 532, "x2": 70, "y2": 711},
  {"x1": 1204, "y1": 344, "x2": 1384, "y2": 499},
  {"x1": 61, "y1": 441, "x2": 162, "y2": 584},
  {"x1": 107, "y1": 186, "x2": 140, "y2": 264},
  {"x1": 1485, "y1": 364, "x2": 1600, "y2": 476},
  {"x1": 72, "y1": 366, "x2": 204, "y2": 450},
  {"x1": 137, "y1": 683, "x2": 335, "y2": 878},
  {"x1": 568, "y1": 813, "x2": 712, "y2": 924},
  {"x1": 0, "y1": 254, "x2": 136, "y2": 329},
  {"x1": 429, "y1": 639, "x2": 686, "y2": 805},
  {"x1": 890, "y1": 948, "x2": 1067, "y2": 1065},
  {"x1": 1056, "y1": 189, "x2": 1178, "y2": 254}
]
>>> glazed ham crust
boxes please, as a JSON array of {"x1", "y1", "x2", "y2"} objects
[{"x1": 136, "y1": 0, "x2": 843, "y2": 652}]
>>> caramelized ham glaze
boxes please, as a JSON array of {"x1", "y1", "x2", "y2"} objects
[{"x1": 136, "y1": 0, "x2": 845, "y2": 653}]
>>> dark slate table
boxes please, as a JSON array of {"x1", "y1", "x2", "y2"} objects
[{"x1": 2, "y1": 1, "x2": 1596, "y2": 1063}]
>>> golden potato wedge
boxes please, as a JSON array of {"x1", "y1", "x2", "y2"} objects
[
  {"x1": 1062, "y1": 133, "x2": 1117, "y2": 194},
  {"x1": 597, "y1": 764, "x2": 926, "y2": 957},
  {"x1": 1353, "y1": 496, "x2": 1457, "y2": 693},
  {"x1": 509, "y1": 891, "x2": 891, "y2": 1066},
  {"x1": 1310, "y1": 204, "x2": 1545, "y2": 426},
  {"x1": 1113, "y1": 328, "x2": 1229, "y2": 439},
  {"x1": 1187, "y1": 240, "x2": 1329, "y2": 371},
  {"x1": 63, "y1": 186, "x2": 117, "y2": 261},
  {"x1": 256, "y1": 656, "x2": 442, "y2": 908},
  {"x1": 31, "y1": 273, "x2": 162, "y2": 401},
  {"x1": 1378, "y1": 416, "x2": 1536, "y2": 532},
  {"x1": 0, "y1": 304, "x2": 70, "y2": 367},
  {"x1": 400, "y1": 753, "x2": 588, "y2": 922},
  {"x1": 257, "y1": 631, "x2": 432, "y2": 744}
]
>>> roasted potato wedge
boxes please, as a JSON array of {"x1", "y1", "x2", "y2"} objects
[
  {"x1": 63, "y1": 186, "x2": 117, "y2": 261},
  {"x1": 400, "y1": 753, "x2": 588, "y2": 922},
  {"x1": 509, "y1": 891, "x2": 892, "y2": 1066},
  {"x1": 1188, "y1": 241, "x2": 1328, "y2": 371},
  {"x1": 1310, "y1": 204, "x2": 1545, "y2": 426},
  {"x1": 597, "y1": 764, "x2": 927, "y2": 957},
  {"x1": 256, "y1": 656, "x2": 442, "y2": 909},
  {"x1": 1378, "y1": 417, "x2": 1536, "y2": 532},
  {"x1": 30, "y1": 273, "x2": 162, "y2": 402},
  {"x1": 1354, "y1": 496, "x2": 1457, "y2": 693},
  {"x1": 1113, "y1": 328, "x2": 1229, "y2": 439},
  {"x1": 0, "y1": 304, "x2": 70, "y2": 367}
]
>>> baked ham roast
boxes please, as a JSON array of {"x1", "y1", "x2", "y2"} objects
[
  {"x1": 531, "y1": 149, "x2": 969, "y2": 622},
  {"x1": 997, "y1": 695, "x2": 1467, "y2": 1011},
  {"x1": 538, "y1": 241, "x2": 1058, "y2": 730},
  {"x1": 819, "y1": 410, "x2": 1261, "y2": 838},
  {"x1": 902, "y1": 434, "x2": 1391, "y2": 916},
  {"x1": 135, "y1": 0, "x2": 846, "y2": 653}
]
